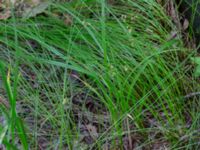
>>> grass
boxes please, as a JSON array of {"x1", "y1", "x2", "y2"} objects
[{"x1": 0, "y1": 0, "x2": 200, "y2": 149}]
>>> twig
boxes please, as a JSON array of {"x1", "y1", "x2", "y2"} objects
[{"x1": 184, "y1": 92, "x2": 200, "y2": 99}]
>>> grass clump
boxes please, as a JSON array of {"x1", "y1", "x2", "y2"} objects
[{"x1": 0, "y1": 0, "x2": 199, "y2": 149}]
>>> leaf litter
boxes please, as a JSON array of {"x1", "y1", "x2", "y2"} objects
[{"x1": 0, "y1": 0, "x2": 49, "y2": 19}]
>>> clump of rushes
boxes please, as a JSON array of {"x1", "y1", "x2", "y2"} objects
[{"x1": 0, "y1": 0, "x2": 199, "y2": 149}]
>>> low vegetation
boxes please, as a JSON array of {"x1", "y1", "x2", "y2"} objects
[{"x1": 0, "y1": 0, "x2": 199, "y2": 149}]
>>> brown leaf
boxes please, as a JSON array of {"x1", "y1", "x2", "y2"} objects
[
  {"x1": 151, "y1": 141, "x2": 169, "y2": 150},
  {"x1": 156, "y1": 0, "x2": 162, "y2": 4},
  {"x1": 31, "y1": 0, "x2": 41, "y2": 6},
  {"x1": 0, "y1": 10, "x2": 11, "y2": 20},
  {"x1": 64, "y1": 14, "x2": 73, "y2": 25},
  {"x1": 85, "y1": 124, "x2": 98, "y2": 140},
  {"x1": 183, "y1": 19, "x2": 189, "y2": 30}
]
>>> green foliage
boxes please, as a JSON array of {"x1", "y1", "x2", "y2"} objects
[
  {"x1": 191, "y1": 57, "x2": 200, "y2": 77},
  {"x1": 0, "y1": 61, "x2": 28, "y2": 150},
  {"x1": 0, "y1": 0, "x2": 199, "y2": 149}
]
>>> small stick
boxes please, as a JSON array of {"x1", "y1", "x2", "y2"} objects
[{"x1": 184, "y1": 92, "x2": 200, "y2": 99}]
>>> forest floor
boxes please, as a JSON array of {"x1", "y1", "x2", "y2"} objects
[{"x1": 0, "y1": 0, "x2": 199, "y2": 149}]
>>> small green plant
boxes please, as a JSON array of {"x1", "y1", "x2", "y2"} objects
[
  {"x1": 0, "y1": 61, "x2": 28, "y2": 150},
  {"x1": 191, "y1": 57, "x2": 200, "y2": 77}
]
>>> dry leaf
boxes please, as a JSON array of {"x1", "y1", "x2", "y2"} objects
[
  {"x1": 0, "y1": 0, "x2": 48, "y2": 19},
  {"x1": 85, "y1": 124, "x2": 98, "y2": 140},
  {"x1": 0, "y1": 0, "x2": 12, "y2": 20},
  {"x1": 0, "y1": 10, "x2": 11, "y2": 20},
  {"x1": 183, "y1": 19, "x2": 189, "y2": 30},
  {"x1": 31, "y1": 0, "x2": 41, "y2": 6},
  {"x1": 64, "y1": 14, "x2": 73, "y2": 25},
  {"x1": 22, "y1": 2, "x2": 49, "y2": 19},
  {"x1": 156, "y1": 0, "x2": 162, "y2": 4}
]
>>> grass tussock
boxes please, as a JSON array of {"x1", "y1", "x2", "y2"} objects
[{"x1": 0, "y1": 0, "x2": 199, "y2": 149}]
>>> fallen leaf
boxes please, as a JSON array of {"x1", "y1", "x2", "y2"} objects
[
  {"x1": 85, "y1": 124, "x2": 98, "y2": 140},
  {"x1": 22, "y1": 2, "x2": 50, "y2": 19},
  {"x1": 31, "y1": 0, "x2": 41, "y2": 6},
  {"x1": 0, "y1": 10, "x2": 11, "y2": 20},
  {"x1": 156, "y1": 0, "x2": 162, "y2": 4},
  {"x1": 64, "y1": 14, "x2": 73, "y2": 25},
  {"x1": 183, "y1": 19, "x2": 189, "y2": 30}
]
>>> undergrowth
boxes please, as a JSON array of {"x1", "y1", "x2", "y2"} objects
[{"x1": 0, "y1": 0, "x2": 199, "y2": 149}]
